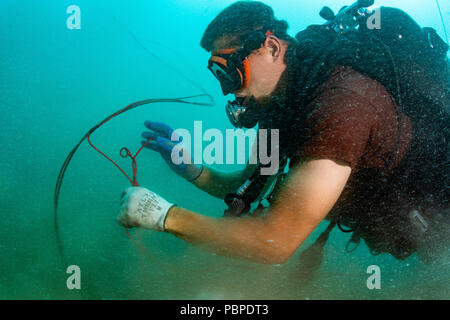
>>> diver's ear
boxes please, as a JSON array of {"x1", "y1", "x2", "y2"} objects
[{"x1": 264, "y1": 36, "x2": 282, "y2": 60}]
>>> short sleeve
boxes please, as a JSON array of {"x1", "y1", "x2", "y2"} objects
[{"x1": 296, "y1": 88, "x2": 376, "y2": 169}]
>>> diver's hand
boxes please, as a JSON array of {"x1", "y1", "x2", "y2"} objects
[
  {"x1": 142, "y1": 121, "x2": 203, "y2": 182},
  {"x1": 117, "y1": 187, "x2": 175, "y2": 231}
]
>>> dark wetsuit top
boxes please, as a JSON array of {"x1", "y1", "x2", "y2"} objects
[{"x1": 285, "y1": 65, "x2": 440, "y2": 259}]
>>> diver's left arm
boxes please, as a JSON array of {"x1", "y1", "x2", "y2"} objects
[{"x1": 118, "y1": 158, "x2": 351, "y2": 264}]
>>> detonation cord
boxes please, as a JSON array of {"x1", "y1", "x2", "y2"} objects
[
  {"x1": 436, "y1": 0, "x2": 449, "y2": 45},
  {"x1": 54, "y1": 95, "x2": 214, "y2": 267},
  {"x1": 53, "y1": 6, "x2": 219, "y2": 270}
]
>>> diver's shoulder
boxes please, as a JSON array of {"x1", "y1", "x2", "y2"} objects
[
  {"x1": 318, "y1": 65, "x2": 394, "y2": 105},
  {"x1": 328, "y1": 65, "x2": 378, "y2": 89}
]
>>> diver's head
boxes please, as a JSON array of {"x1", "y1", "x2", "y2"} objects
[{"x1": 201, "y1": 1, "x2": 295, "y2": 102}]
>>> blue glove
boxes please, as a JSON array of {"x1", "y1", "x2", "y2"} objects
[{"x1": 142, "y1": 121, "x2": 203, "y2": 182}]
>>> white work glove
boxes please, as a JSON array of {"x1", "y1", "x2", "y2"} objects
[{"x1": 117, "y1": 187, "x2": 175, "y2": 232}]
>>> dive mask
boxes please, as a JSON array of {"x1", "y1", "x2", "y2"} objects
[
  {"x1": 208, "y1": 48, "x2": 250, "y2": 95},
  {"x1": 207, "y1": 30, "x2": 272, "y2": 96}
]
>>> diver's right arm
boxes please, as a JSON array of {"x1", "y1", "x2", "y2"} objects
[
  {"x1": 142, "y1": 121, "x2": 253, "y2": 199},
  {"x1": 191, "y1": 163, "x2": 256, "y2": 199}
]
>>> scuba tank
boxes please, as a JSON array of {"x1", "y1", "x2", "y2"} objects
[{"x1": 296, "y1": 3, "x2": 450, "y2": 262}]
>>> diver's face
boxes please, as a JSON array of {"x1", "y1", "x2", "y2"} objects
[{"x1": 212, "y1": 35, "x2": 287, "y2": 103}]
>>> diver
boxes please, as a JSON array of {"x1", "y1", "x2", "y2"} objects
[{"x1": 118, "y1": 1, "x2": 450, "y2": 265}]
